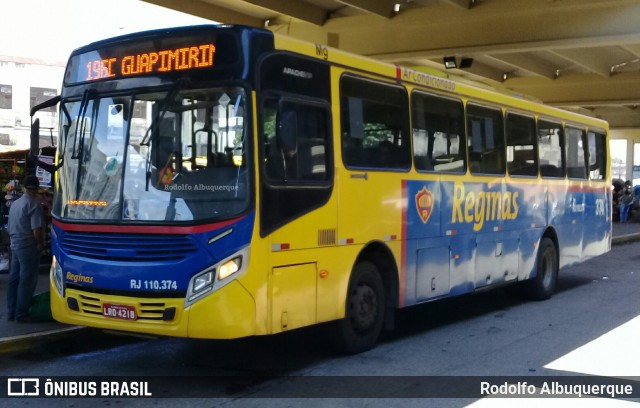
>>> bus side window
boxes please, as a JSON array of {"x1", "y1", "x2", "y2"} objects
[
  {"x1": 340, "y1": 75, "x2": 410, "y2": 170},
  {"x1": 538, "y1": 119, "x2": 565, "y2": 178},
  {"x1": 259, "y1": 94, "x2": 333, "y2": 235},
  {"x1": 565, "y1": 126, "x2": 588, "y2": 179},
  {"x1": 588, "y1": 130, "x2": 607, "y2": 181},
  {"x1": 506, "y1": 112, "x2": 538, "y2": 177},
  {"x1": 467, "y1": 103, "x2": 505, "y2": 175},
  {"x1": 411, "y1": 91, "x2": 465, "y2": 173},
  {"x1": 263, "y1": 99, "x2": 331, "y2": 183}
]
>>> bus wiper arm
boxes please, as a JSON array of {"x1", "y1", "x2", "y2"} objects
[
  {"x1": 75, "y1": 96, "x2": 99, "y2": 201},
  {"x1": 71, "y1": 89, "x2": 92, "y2": 159}
]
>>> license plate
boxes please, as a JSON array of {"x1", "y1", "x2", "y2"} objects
[{"x1": 103, "y1": 303, "x2": 137, "y2": 321}]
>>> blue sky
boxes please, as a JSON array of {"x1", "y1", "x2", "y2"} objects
[{"x1": 0, "y1": 0, "x2": 215, "y2": 62}]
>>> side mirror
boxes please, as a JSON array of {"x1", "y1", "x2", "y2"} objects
[
  {"x1": 30, "y1": 117, "x2": 58, "y2": 174},
  {"x1": 30, "y1": 118, "x2": 40, "y2": 158},
  {"x1": 30, "y1": 95, "x2": 61, "y2": 174}
]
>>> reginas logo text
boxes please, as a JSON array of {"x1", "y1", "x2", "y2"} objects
[
  {"x1": 66, "y1": 272, "x2": 94, "y2": 284},
  {"x1": 451, "y1": 182, "x2": 519, "y2": 231}
]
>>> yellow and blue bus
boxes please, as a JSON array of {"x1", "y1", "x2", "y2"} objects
[{"x1": 31, "y1": 25, "x2": 610, "y2": 353}]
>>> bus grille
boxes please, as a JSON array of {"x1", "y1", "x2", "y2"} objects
[{"x1": 60, "y1": 232, "x2": 198, "y2": 262}]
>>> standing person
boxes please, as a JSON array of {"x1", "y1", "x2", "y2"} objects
[
  {"x1": 7, "y1": 175, "x2": 45, "y2": 323},
  {"x1": 619, "y1": 181, "x2": 633, "y2": 223}
]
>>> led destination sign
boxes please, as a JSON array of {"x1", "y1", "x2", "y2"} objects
[
  {"x1": 85, "y1": 43, "x2": 216, "y2": 81},
  {"x1": 64, "y1": 32, "x2": 239, "y2": 85}
]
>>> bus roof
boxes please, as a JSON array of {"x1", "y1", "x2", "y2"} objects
[
  {"x1": 64, "y1": 23, "x2": 607, "y2": 131},
  {"x1": 273, "y1": 34, "x2": 609, "y2": 131}
]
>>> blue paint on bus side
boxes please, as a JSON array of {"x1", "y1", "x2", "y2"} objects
[{"x1": 402, "y1": 179, "x2": 610, "y2": 307}]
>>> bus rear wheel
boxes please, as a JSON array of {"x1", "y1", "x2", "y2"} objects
[
  {"x1": 523, "y1": 237, "x2": 558, "y2": 300},
  {"x1": 334, "y1": 261, "x2": 385, "y2": 354}
]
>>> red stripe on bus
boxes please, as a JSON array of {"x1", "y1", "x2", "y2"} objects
[{"x1": 52, "y1": 216, "x2": 245, "y2": 234}]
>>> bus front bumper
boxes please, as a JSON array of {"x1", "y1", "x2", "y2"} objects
[{"x1": 50, "y1": 279, "x2": 257, "y2": 339}]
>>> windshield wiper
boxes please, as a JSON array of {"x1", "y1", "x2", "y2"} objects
[
  {"x1": 140, "y1": 86, "x2": 182, "y2": 147},
  {"x1": 71, "y1": 89, "x2": 93, "y2": 159},
  {"x1": 75, "y1": 92, "x2": 99, "y2": 201}
]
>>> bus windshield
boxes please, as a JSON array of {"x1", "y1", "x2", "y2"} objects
[{"x1": 53, "y1": 86, "x2": 250, "y2": 223}]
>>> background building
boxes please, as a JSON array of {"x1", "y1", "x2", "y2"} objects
[{"x1": 0, "y1": 55, "x2": 64, "y2": 152}]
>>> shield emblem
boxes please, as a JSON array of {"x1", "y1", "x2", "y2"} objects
[{"x1": 415, "y1": 186, "x2": 434, "y2": 224}]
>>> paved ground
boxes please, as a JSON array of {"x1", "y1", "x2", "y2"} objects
[
  {"x1": 0, "y1": 264, "x2": 85, "y2": 353},
  {"x1": 0, "y1": 222, "x2": 638, "y2": 354}
]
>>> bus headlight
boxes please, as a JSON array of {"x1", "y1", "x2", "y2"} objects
[
  {"x1": 216, "y1": 246, "x2": 249, "y2": 281},
  {"x1": 218, "y1": 257, "x2": 241, "y2": 280},
  {"x1": 191, "y1": 269, "x2": 214, "y2": 296},
  {"x1": 51, "y1": 256, "x2": 64, "y2": 296},
  {"x1": 185, "y1": 247, "x2": 249, "y2": 307}
]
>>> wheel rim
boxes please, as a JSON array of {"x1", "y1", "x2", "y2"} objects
[{"x1": 348, "y1": 282, "x2": 378, "y2": 333}]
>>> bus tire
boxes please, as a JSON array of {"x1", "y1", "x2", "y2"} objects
[
  {"x1": 334, "y1": 261, "x2": 385, "y2": 354},
  {"x1": 523, "y1": 237, "x2": 558, "y2": 300}
]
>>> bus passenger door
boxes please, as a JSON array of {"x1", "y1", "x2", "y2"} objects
[
  {"x1": 564, "y1": 184, "x2": 585, "y2": 265},
  {"x1": 562, "y1": 127, "x2": 589, "y2": 265},
  {"x1": 260, "y1": 98, "x2": 335, "y2": 330},
  {"x1": 583, "y1": 130, "x2": 610, "y2": 258},
  {"x1": 257, "y1": 53, "x2": 335, "y2": 330}
]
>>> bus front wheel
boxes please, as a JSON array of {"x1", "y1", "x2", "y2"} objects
[
  {"x1": 334, "y1": 261, "x2": 385, "y2": 354},
  {"x1": 523, "y1": 237, "x2": 558, "y2": 300}
]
